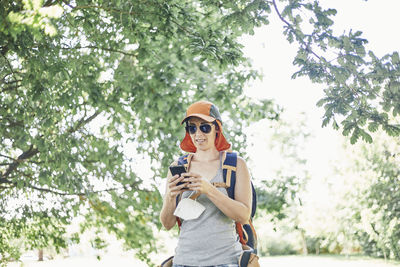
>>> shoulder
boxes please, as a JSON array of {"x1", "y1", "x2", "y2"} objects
[
  {"x1": 225, "y1": 152, "x2": 245, "y2": 165},
  {"x1": 232, "y1": 154, "x2": 251, "y2": 187},
  {"x1": 236, "y1": 155, "x2": 246, "y2": 164},
  {"x1": 236, "y1": 155, "x2": 249, "y2": 172},
  {"x1": 224, "y1": 152, "x2": 248, "y2": 172}
]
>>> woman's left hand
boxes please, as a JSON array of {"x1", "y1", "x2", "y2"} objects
[{"x1": 182, "y1": 172, "x2": 213, "y2": 195}]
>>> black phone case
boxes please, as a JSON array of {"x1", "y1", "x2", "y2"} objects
[
  {"x1": 169, "y1": 165, "x2": 186, "y2": 176},
  {"x1": 169, "y1": 166, "x2": 187, "y2": 186}
]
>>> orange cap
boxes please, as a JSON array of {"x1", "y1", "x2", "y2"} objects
[
  {"x1": 180, "y1": 101, "x2": 231, "y2": 152},
  {"x1": 181, "y1": 100, "x2": 223, "y2": 124}
]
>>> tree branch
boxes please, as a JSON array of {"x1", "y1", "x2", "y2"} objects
[
  {"x1": 1, "y1": 73, "x2": 14, "y2": 83},
  {"x1": 29, "y1": 160, "x2": 55, "y2": 165},
  {"x1": 59, "y1": 45, "x2": 137, "y2": 57},
  {"x1": 2, "y1": 167, "x2": 143, "y2": 196},
  {"x1": 0, "y1": 154, "x2": 16, "y2": 161},
  {"x1": 11, "y1": 168, "x2": 143, "y2": 196},
  {"x1": 1, "y1": 111, "x2": 99, "y2": 180},
  {"x1": 25, "y1": 181, "x2": 142, "y2": 196},
  {"x1": 3, "y1": 79, "x2": 23, "y2": 85},
  {"x1": 271, "y1": 0, "x2": 291, "y2": 29},
  {"x1": 2, "y1": 84, "x2": 23, "y2": 93},
  {"x1": 169, "y1": 18, "x2": 192, "y2": 35},
  {"x1": 1, "y1": 54, "x2": 21, "y2": 82},
  {"x1": 68, "y1": 110, "x2": 101, "y2": 133},
  {"x1": 271, "y1": 0, "x2": 321, "y2": 61},
  {"x1": 0, "y1": 177, "x2": 12, "y2": 184},
  {"x1": 1, "y1": 145, "x2": 39, "y2": 180},
  {"x1": 4, "y1": 117, "x2": 24, "y2": 127},
  {"x1": 69, "y1": 4, "x2": 137, "y2": 16},
  {"x1": 271, "y1": 0, "x2": 374, "y2": 105},
  {"x1": 1, "y1": 45, "x2": 9, "y2": 56},
  {"x1": 0, "y1": 185, "x2": 12, "y2": 189},
  {"x1": 43, "y1": 0, "x2": 56, "y2": 7}
]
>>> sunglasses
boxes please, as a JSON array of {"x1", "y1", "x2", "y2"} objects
[{"x1": 185, "y1": 123, "x2": 213, "y2": 134}]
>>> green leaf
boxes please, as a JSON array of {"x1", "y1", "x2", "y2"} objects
[
  {"x1": 360, "y1": 129, "x2": 373, "y2": 143},
  {"x1": 350, "y1": 127, "x2": 360, "y2": 144},
  {"x1": 392, "y1": 52, "x2": 400, "y2": 64},
  {"x1": 368, "y1": 122, "x2": 379, "y2": 132},
  {"x1": 316, "y1": 98, "x2": 326, "y2": 107}
]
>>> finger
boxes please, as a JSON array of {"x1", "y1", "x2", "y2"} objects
[
  {"x1": 170, "y1": 181, "x2": 189, "y2": 192},
  {"x1": 170, "y1": 191, "x2": 180, "y2": 198},
  {"x1": 188, "y1": 186, "x2": 201, "y2": 192},
  {"x1": 182, "y1": 177, "x2": 192, "y2": 183},
  {"x1": 169, "y1": 187, "x2": 182, "y2": 197},
  {"x1": 169, "y1": 176, "x2": 185, "y2": 186},
  {"x1": 168, "y1": 175, "x2": 177, "y2": 184},
  {"x1": 186, "y1": 182, "x2": 200, "y2": 190},
  {"x1": 177, "y1": 183, "x2": 189, "y2": 190},
  {"x1": 185, "y1": 179, "x2": 197, "y2": 185},
  {"x1": 184, "y1": 177, "x2": 201, "y2": 183},
  {"x1": 182, "y1": 172, "x2": 200, "y2": 178}
]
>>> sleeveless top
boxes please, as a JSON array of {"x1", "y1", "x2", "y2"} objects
[{"x1": 173, "y1": 152, "x2": 243, "y2": 266}]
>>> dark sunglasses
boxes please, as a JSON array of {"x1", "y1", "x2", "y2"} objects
[{"x1": 185, "y1": 123, "x2": 213, "y2": 134}]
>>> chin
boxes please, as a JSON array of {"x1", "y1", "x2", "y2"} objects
[{"x1": 197, "y1": 145, "x2": 214, "y2": 151}]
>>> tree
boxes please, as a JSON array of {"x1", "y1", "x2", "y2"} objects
[
  {"x1": 0, "y1": 0, "x2": 277, "y2": 265},
  {"x1": 342, "y1": 130, "x2": 400, "y2": 260},
  {"x1": 248, "y1": 112, "x2": 311, "y2": 255},
  {"x1": 269, "y1": 0, "x2": 400, "y2": 143},
  {"x1": 310, "y1": 125, "x2": 400, "y2": 260}
]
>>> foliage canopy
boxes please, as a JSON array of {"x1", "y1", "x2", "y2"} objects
[{"x1": 0, "y1": 0, "x2": 276, "y2": 264}]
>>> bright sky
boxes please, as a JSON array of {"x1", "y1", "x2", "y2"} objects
[{"x1": 241, "y1": 1, "x2": 400, "y2": 185}]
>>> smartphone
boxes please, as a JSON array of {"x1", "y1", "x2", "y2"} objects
[{"x1": 169, "y1": 165, "x2": 187, "y2": 187}]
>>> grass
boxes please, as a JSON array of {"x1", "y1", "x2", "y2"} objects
[
  {"x1": 7, "y1": 254, "x2": 400, "y2": 267},
  {"x1": 259, "y1": 255, "x2": 400, "y2": 267}
]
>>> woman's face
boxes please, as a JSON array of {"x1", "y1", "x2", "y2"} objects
[{"x1": 187, "y1": 117, "x2": 218, "y2": 151}]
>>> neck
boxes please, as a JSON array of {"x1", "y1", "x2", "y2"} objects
[{"x1": 193, "y1": 147, "x2": 220, "y2": 162}]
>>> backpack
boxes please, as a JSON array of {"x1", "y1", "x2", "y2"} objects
[{"x1": 176, "y1": 151, "x2": 258, "y2": 253}]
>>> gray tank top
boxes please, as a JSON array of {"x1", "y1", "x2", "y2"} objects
[{"x1": 173, "y1": 152, "x2": 242, "y2": 266}]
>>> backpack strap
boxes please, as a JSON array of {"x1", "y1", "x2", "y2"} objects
[
  {"x1": 223, "y1": 152, "x2": 257, "y2": 219},
  {"x1": 177, "y1": 153, "x2": 193, "y2": 169},
  {"x1": 223, "y1": 152, "x2": 258, "y2": 253},
  {"x1": 222, "y1": 152, "x2": 237, "y2": 199}
]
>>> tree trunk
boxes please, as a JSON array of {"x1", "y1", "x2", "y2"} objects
[
  {"x1": 300, "y1": 229, "x2": 308, "y2": 255},
  {"x1": 38, "y1": 249, "x2": 43, "y2": 261}
]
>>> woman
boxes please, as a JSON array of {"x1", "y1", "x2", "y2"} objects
[{"x1": 160, "y1": 100, "x2": 252, "y2": 267}]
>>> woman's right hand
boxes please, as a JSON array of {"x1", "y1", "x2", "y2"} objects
[{"x1": 167, "y1": 174, "x2": 189, "y2": 198}]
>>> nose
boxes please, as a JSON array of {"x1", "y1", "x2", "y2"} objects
[{"x1": 194, "y1": 126, "x2": 204, "y2": 135}]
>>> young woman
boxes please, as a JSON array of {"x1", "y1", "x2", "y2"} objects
[{"x1": 160, "y1": 100, "x2": 252, "y2": 267}]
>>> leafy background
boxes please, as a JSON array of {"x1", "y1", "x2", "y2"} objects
[{"x1": 1, "y1": 0, "x2": 399, "y2": 266}]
